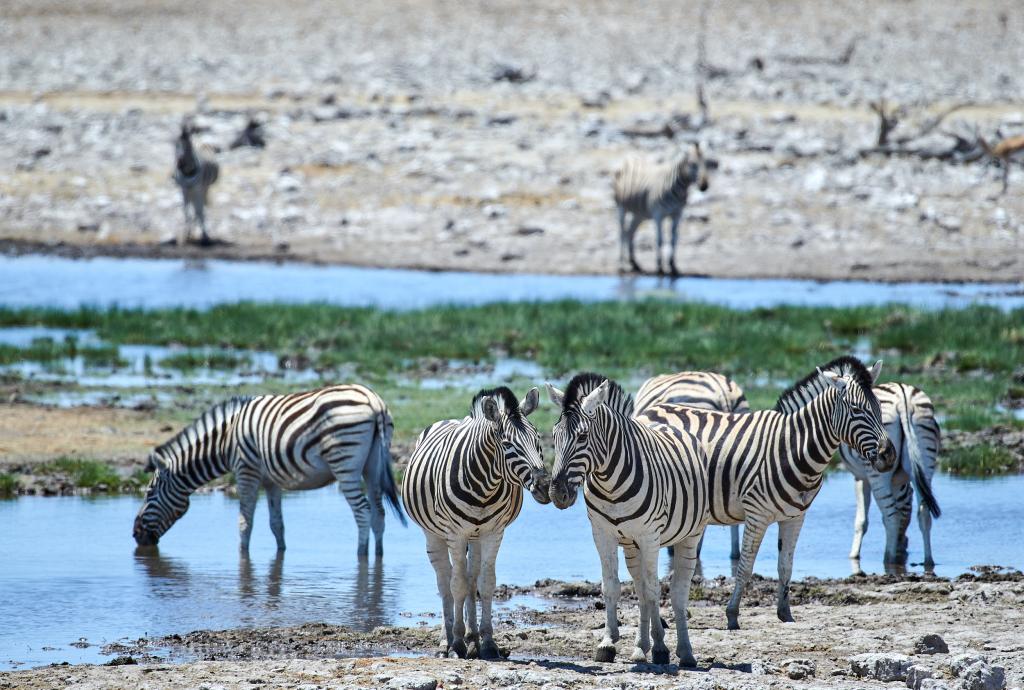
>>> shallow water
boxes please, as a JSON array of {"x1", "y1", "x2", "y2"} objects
[
  {"x1": 2, "y1": 255, "x2": 1022, "y2": 310},
  {"x1": 1, "y1": 473, "x2": 1021, "y2": 669}
]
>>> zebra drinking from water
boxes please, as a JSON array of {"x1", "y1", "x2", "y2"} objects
[
  {"x1": 613, "y1": 143, "x2": 709, "y2": 276},
  {"x1": 635, "y1": 371, "x2": 750, "y2": 562},
  {"x1": 174, "y1": 121, "x2": 220, "y2": 246},
  {"x1": 775, "y1": 364, "x2": 941, "y2": 568},
  {"x1": 639, "y1": 357, "x2": 896, "y2": 630},
  {"x1": 133, "y1": 384, "x2": 403, "y2": 556},
  {"x1": 547, "y1": 373, "x2": 709, "y2": 666},
  {"x1": 402, "y1": 387, "x2": 549, "y2": 660}
]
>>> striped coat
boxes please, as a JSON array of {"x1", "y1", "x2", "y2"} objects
[
  {"x1": 174, "y1": 123, "x2": 220, "y2": 245},
  {"x1": 133, "y1": 384, "x2": 402, "y2": 556}
]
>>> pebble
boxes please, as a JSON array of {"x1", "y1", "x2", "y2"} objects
[{"x1": 915, "y1": 634, "x2": 950, "y2": 655}]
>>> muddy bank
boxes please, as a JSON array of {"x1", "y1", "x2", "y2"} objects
[
  {"x1": 2, "y1": 0, "x2": 1023, "y2": 282},
  {"x1": 4, "y1": 573, "x2": 1023, "y2": 689}
]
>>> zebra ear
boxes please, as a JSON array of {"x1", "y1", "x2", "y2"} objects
[
  {"x1": 545, "y1": 383, "x2": 565, "y2": 408},
  {"x1": 520, "y1": 387, "x2": 540, "y2": 417},
  {"x1": 868, "y1": 360, "x2": 883, "y2": 384},
  {"x1": 580, "y1": 380, "x2": 610, "y2": 416},
  {"x1": 818, "y1": 367, "x2": 847, "y2": 392},
  {"x1": 482, "y1": 397, "x2": 501, "y2": 424}
]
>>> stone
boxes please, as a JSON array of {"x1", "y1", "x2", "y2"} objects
[
  {"x1": 948, "y1": 653, "x2": 1006, "y2": 690},
  {"x1": 385, "y1": 674, "x2": 437, "y2": 690},
  {"x1": 751, "y1": 659, "x2": 780, "y2": 676},
  {"x1": 920, "y1": 680, "x2": 951, "y2": 690},
  {"x1": 915, "y1": 634, "x2": 949, "y2": 655},
  {"x1": 486, "y1": 668, "x2": 523, "y2": 685},
  {"x1": 850, "y1": 652, "x2": 913, "y2": 682},
  {"x1": 907, "y1": 664, "x2": 935, "y2": 689},
  {"x1": 782, "y1": 658, "x2": 816, "y2": 680}
]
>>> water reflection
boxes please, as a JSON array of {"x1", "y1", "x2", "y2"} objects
[{"x1": 239, "y1": 553, "x2": 285, "y2": 603}]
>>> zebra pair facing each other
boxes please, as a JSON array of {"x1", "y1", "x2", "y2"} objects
[
  {"x1": 613, "y1": 143, "x2": 709, "y2": 276},
  {"x1": 133, "y1": 384, "x2": 404, "y2": 557}
]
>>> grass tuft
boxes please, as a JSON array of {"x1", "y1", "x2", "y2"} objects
[{"x1": 943, "y1": 445, "x2": 1020, "y2": 476}]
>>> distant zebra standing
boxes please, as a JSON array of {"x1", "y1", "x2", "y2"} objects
[
  {"x1": 613, "y1": 143, "x2": 709, "y2": 275},
  {"x1": 776, "y1": 367, "x2": 941, "y2": 567},
  {"x1": 133, "y1": 385, "x2": 404, "y2": 556},
  {"x1": 635, "y1": 371, "x2": 750, "y2": 561},
  {"x1": 547, "y1": 374, "x2": 709, "y2": 667},
  {"x1": 402, "y1": 387, "x2": 550, "y2": 660},
  {"x1": 174, "y1": 121, "x2": 220, "y2": 246},
  {"x1": 639, "y1": 357, "x2": 896, "y2": 630}
]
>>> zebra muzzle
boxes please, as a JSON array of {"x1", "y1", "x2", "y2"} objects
[{"x1": 529, "y1": 467, "x2": 552, "y2": 505}]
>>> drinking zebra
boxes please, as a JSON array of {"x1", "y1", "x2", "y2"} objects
[
  {"x1": 613, "y1": 143, "x2": 709, "y2": 276},
  {"x1": 547, "y1": 373, "x2": 709, "y2": 667},
  {"x1": 635, "y1": 371, "x2": 750, "y2": 561},
  {"x1": 133, "y1": 384, "x2": 403, "y2": 556},
  {"x1": 639, "y1": 357, "x2": 896, "y2": 630},
  {"x1": 174, "y1": 121, "x2": 220, "y2": 246},
  {"x1": 402, "y1": 387, "x2": 549, "y2": 660},
  {"x1": 775, "y1": 364, "x2": 941, "y2": 567}
]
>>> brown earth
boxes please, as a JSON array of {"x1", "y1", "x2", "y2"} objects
[{"x1": 2, "y1": 0, "x2": 1024, "y2": 282}]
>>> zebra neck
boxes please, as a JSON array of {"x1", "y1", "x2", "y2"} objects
[
  {"x1": 456, "y1": 421, "x2": 507, "y2": 499},
  {"x1": 586, "y1": 408, "x2": 629, "y2": 494},
  {"x1": 166, "y1": 432, "x2": 235, "y2": 493},
  {"x1": 783, "y1": 386, "x2": 842, "y2": 474}
]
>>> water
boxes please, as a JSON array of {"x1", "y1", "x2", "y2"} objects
[
  {"x1": 3, "y1": 255, "x2": 1022, "y2": 310},
  {"x1": 2, "y1": 473, "x2": 1022, "y2": 670}
]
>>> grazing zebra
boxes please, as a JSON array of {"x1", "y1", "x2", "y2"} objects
[
  {"x1": 174, "y1": 121, "x2": 220, "y2": 246},
  {"x1": 776, "y1": 367, "x2": 941, "y2": 567},
  {"x1": 635, "y1": 371, "x2": 750, "y2": 561},
  {"x1": 639, "y1": 356, "x2": 897, "y2": 630},
  {"x1": 402, "y1": 387, "x2": 549, "y2": 660},
  {"x1": 547, "y1": 373, "x2": 709, "y2": 667},
  {"x1": 133, "y1": 384, "x2": 404, "y2": 556},
  {"x1": 613, "y1": 143, "x2": 709, "y2": 276}
]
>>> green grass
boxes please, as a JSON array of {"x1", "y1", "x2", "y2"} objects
[
  {"x1": 942, "y1": 445, "x2": 1020, "y2": 476},
  {"x1": 0, "y1": 473, "x2": 18, "y2": 497},
  {"x1": 0, "y1": 337, "x2": 122, "y2": 367},
  {"x1": 45, "y1": 458, "x2": 122, "y2": 489}
]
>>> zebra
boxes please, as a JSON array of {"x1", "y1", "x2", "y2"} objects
[
  {"x1": 402, "y1": 387, "x2": 549, "y2": 660},
  {"x1": 613, "y1": 143, "x2": 709, "y2": 276},
  {"x1": 174, "y1": 121, "x2": 220, "y2": 246},
  {"x1": 775, "y1": 366, "x2": 941, "y2": 568},
  {"x1": 638, "y1": 356, "x2": 897, "y2": 630},
  {"x1": 133, "y1": 384, "x2": 404, "y2": 556},
  {"x1": 635, "y1": 371, "x2": 750, "y2": 562},
  {"x1": 547, "y1": 373, "x2": 710, "y2": 667}
]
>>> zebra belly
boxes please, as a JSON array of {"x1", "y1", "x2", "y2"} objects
[{"x1": 276, "y1": 463, "x2": 335, "y2": 491}]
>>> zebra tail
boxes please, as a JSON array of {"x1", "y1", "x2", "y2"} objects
[
  {"x1": 376, "y1": 412, "x2": 407, "y2": 526},
  {"x1": 900, "y1": 406, "x2": 940, "y2": 519}
]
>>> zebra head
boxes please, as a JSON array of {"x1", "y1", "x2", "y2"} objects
[
  {"x1": 132, "y1": 450, "x2": 190, "y2": 547},
  {"x1": 472, "y1": 386, "x2": 549, "y2": 504},
  {"x1": 547, "y1": 373, "x2": 633, "y2": 510},
  {"x1": 817, "y1": 360, "x2": 897, "y2": 473},
  {"x1": 681, "y1": 143, "x2": 708, "y2": 192}
]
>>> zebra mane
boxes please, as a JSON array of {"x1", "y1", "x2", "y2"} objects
[
  {"x1": 153, "y1": 396, "x2": 252, "y2": 465},
  {"x1": 471, "y1": 386, "x2": 523, "y2": 422},
  {"x1": 562, "y1": 372, "x2": 634, "y2": 417},
  {"x1": 774, "y1": 356, "x2": 880, "y2": 414}
]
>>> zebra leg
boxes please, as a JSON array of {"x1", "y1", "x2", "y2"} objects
[
  {"x1": 730, "y1": 525, "x2": 741, "y2": 560},
  {"x1": 850, "y1": 477, "x2": 871, "y2": 560},
  {"x1": 653, "y1": 213, "x2": 666, "y2": 275},
  {"x1": 180, "y1": 189, "x2": 192, "y2": 244},
  {"x1": 335, "y1": 468, "x2": 371, "y2": 557},
  {"x1": 592, "y1": 526, "x2": 621, "y2": 662},
  {"x1": 776, "y1": 514, "x2": 806, "y2": 623},
  {"x1": 617, "y1": 206, "x2": 629, "y2": 272},
  {"x1": 426, "y1": 534, "x2": 455, "y2": 656},
  {"x1": 264, "y1": 482, "x2": 285, "y2": 552},
  {"x1": 623, "y1": 543, "x2": 650, "y2": 663},
  {"x1": 363, "y1": 462, "x2": 386, "y2": 557},
  {"x1": 640, "y1": 537, "x2": 670, "y2": 665},
  {"x1": 726, "y1": 516, "x2": 768, "y2": 630},
  {"x1": 919, "y1": 498, "x2": 934, "y2": 569},
  {"x1": 667, "y1": 212, "x2": 681, "y2": 276},
  {"x1": 195, "y1": 193, "x2": 210, "y2": 245},
  {"x1": 627, "y1": 216, "x2": 643, "y2": 273},
  {"x1": 464, "y1": 540, "x2": 480, "y2": 651},
  {"x1": 670, "y1": 534, "x2": 702, "y2": 668},
  {"x1": 235, "y1": 472, "x2": 260, "y2": 554},
  {"x1": 447, "y1": 537, "x2": 471, "y2": 659},
  {"x1": 476, "y1": 531, "x2": 504, "y2": 660}
]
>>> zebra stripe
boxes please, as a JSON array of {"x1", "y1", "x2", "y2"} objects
[
  {"x1": 638, "y1": 356, "x2": 896, "y2": 631},
  {"x1": 402, "y1": 387, "x2": 548, "y2": 660},
  {"x1": 548, "y1": 373, "x2": 709, "y2": 667},
  {"x1": 635, "y1": 370, "x2": 750, "y2": 560},
  {"x1": 175, "y1": 122, "x2": 220, "y2": 245},
  {"x1": 133, "y1": 384, "x2": 403, "y2": 557},
  {"x1": 613, "y1": 143, "x2": 709, "y2": 275},
  {"x1": 776, "y1": 364, "x2": 941, "y2": 567}
]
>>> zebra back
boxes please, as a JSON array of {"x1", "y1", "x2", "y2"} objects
[{"x1": 634, "y1": 370, "x2": 749, "y2": 416}]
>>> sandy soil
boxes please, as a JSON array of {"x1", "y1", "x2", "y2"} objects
[
  {"x1": 2, "y1": 0, "x2": 1023, "y2": 282},
  {"x1": 3, "y1": 572, "x2": 1022, "y2": 689}
]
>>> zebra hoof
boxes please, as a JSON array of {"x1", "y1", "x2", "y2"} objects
[
  {"x1": 629, "y1": 648, "x2": 647, "y2": 663},
  {"x1": 479, "y1": 639, "x2": 501, "y2": 661},
  {"x1": 679, "y1": 653, "x2": 698, "y2": 668},
  {"x1": 594, "y1": 646, "x2": 616, "y2": 663},
  {"x1": 726, "y1": 612, "x2": 740, "y2": 631},
  {"x1": 777, "y1": 608, "x2": 795, "y2": 623},
  {"x1": 652, "y1": 648, "x2": 670, "y2": 665},
  {"x1": 450, "y1": 639, "x2": 469, "y2": 659}
]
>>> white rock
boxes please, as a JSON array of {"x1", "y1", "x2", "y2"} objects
[
  {"x1": 948, "y1": 653, "x2": 1006, "y2": 690},
  {"x1": 385, "y1": 674, "x2": 438, "y2": 690},
  {"x1": 908, "y1": 664, "x2": 935, "y2": 689},
  {"x1": 850, "y1": 652, "x2": 913, "y2": 682}
]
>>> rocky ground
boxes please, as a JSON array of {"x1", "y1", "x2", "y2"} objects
[
  {"x1": 2, "y1": 0, "x2": 1024, "y2": 281},
  {"x1": 3, "y1": 572, "x2": 1023, "y2": 689}
]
